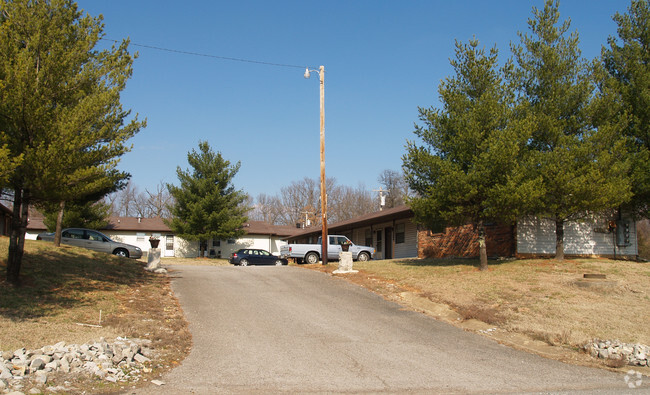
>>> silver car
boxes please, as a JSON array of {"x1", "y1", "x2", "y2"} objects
[{"x1": 37, "y1": 228, "x2": 142, "y2": 259}]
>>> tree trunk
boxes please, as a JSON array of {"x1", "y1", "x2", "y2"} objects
[
  {"x1": 54, "y1": 201, "x2": 65, "y2": 247},
  {"x1": 478, "y1": 221, "x2": 488, "y2": 271},
  {"x1": 555, "y1": 217, "x2": 565, "y2": 261},
  {"x1": 7, "y1": 188, "x2": 30, "y2": 285}
]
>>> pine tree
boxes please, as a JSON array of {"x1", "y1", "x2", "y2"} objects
[
  {"x1": 41, "y1": 199, "x2": 111, "y2": 231},
  {"x1": 0, "y1": 0, "x2": 144, "y2": 284},
  {"x1": 403, "y1": 39, "x2": 537, "y2": 270},
  {"x1": 0, "y1": 145, "x2": 20, "y2": 187},
  {"x1": 508, "y1": 0, "x2": 631, "y2": 260},
  {"x1": 166, "y1": 141, "x2": 249, "y2": 257},
  {"x1": 600, "y1": 0, "x2": 650, "y2": 218}
]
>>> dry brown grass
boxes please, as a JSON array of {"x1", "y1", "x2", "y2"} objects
[
  {"x1": 0, "y1": 236, "x2": 191, "y2": 393},
  {"x1": 309, "y1": 257, "x2": 650, "y2": 349},
  {"x1": 160, "y1": 256, "x2": 231, "y2": 266}
]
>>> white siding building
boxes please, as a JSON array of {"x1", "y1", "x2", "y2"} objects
[
  {"x1": 287, "y1": 205, "x2": 639, "y2": 260},
  {"x1": 288, "y1": 206, "x2": 419, "y2": 260},
  {"x1": 25, "y1": 214, "x2": 298, "y2": 259},
  {"x1": 517, "y1": 214, "x2": 638, "y2": 258},
  {"x1": 22, "y1": 205, "x2": 640, "y2": 261}
]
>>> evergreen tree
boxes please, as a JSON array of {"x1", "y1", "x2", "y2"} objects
[
  {"x1": 166, "y1": 141, "x2": 249, "y2": 257},
  {"x1": 600, "y1": 0, "x2": 650, "y2": 218},
  {"x1": 0, "y1": 0, "x2": 144, "y2": 284},
  {"x1": 0, "y1": 145, "x2": 20, "y2": 187},
  {"x1": 41, "y1": 199, "x2": 110, "y2": 231},
  {"x1": 403, "y1": 39, "x2": 537, "y2": 270},
  {"x1": 508, "y1": 0, "x2": 631, "y2": 259}
]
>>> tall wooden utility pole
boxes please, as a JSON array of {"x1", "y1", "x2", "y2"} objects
[{"x1": 305, "y1": 65, "x2": 328, "y2": 264}]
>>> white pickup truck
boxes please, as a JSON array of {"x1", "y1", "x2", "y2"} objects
[{"x1": 280, "y1": 235, "x2": 375, "y2": 264}]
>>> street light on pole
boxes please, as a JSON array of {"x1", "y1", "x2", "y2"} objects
[{"x1": 304, "y1": 65, "x2": 328, "y2": 265}]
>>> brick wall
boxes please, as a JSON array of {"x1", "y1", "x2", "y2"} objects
[{"x1": 418, "y1": 223, "x2": 515, "y2": 259}]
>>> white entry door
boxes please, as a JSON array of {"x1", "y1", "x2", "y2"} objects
[{"x1": 164, "y1": 235, "x2": 175, "y2": 257}]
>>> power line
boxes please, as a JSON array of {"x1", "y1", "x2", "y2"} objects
[{"x1": 100, "y1": 38, "x2": 308, "y2": 69}]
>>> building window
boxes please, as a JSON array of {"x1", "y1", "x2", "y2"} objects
[
  {"x1": 376, "y1": 230, "x2": 382, "y2": 253},
  {"x1": 136, "y1": 232, "x2": 145, "y2": 242},
  {"x1": 213, "y1": 239, "x2": 220, "y2": 247},
  {"x1": 396, "y1": 223, "x2": 405, "y2": 244},
  {"x1": 365, "y1": 229, "x2": 372, "y2": 246},
  {"x1": 227, "y1": 239, "x2": 235, "y2": 244}
]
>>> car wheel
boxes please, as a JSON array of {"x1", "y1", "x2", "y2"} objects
[
  {"x1": 357, "y1": 252, "x2": 370, "y2": 262},
  {"x1": 275, "y1": 259, "x2": 284, "y2": 266},
  {"x1": 240, "y1": 259, "x2": 249, "y2": 266},
  {"x1": 305, "y1": 252, "x2": 319, "y2": 265},
  {"x1": 113, "y1": 248, "x2": 129, "y2": 258}
]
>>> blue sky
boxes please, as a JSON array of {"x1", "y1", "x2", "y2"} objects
[{"x1": 76, "y1": 0, "x2": 628, "y2": 200}]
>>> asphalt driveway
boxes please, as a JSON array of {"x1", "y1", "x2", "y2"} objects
[{"x1": 135, "y1": 265, "x2": 644, "y2": 394}]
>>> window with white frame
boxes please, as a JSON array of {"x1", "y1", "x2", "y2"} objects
[
  {"x1": 395, "y1": 223, "x2": 405, "y2": 244},
  {"x1": 365, "y1": 229, "x2": 372, "y2": 246}
]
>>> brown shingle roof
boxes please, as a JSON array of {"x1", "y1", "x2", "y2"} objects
[
  {"x1": 244, "y1": 221, "x2": 300, "y2": 237},
  {"x1": 107, "y1": 218, "x2": 299, "y2": 237},
  {"x1": 26, "y1": 210, "x2": 46, "y2": 231},
  {"x1": 286, "y1": 205, "x2": 414, "y2": 240},
  {"x1": 106, "y1": 217, "x2": 171, "y2": 232}
]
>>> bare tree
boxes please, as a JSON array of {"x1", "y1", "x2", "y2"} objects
[
  {"x1": 264, "y1": 177, "x2": 376, "y2": 226},
  {"x1": 277, "y1": 177, "x2": 324, "y2": 227},
  {"x1": 105, "y1": 181, "x2": 173, "y2": 218},
  {"x1": 328, "y1": 183, "x2": 375, "y2": 223},
  {"x1": 377, "y1": 169, "x2": 410, "y2": 208},
  {"x1": 108, "y1": 181, "x2": 138, "y2": 217},
  {"x1": 250, "y1": 193, "x2": 284, "y2": 224},
  {"x1": 132, "y1": 191, "x2": 149, "y2": 218},
  {"x1": 145, "y1": 181, "x2": 173, "y2": 218},
  {"x1": 103, "y1": 190, "x2": 119, "y2": 216}
]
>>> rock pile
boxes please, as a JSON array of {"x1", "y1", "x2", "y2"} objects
[
  {"x1": 585, "y1": 339, "x2": 650, "y2": 366},
  {"x1": 0, "y1": 337, "x2": 155, "y2": 393}
]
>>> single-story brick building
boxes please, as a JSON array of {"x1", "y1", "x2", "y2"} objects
[{"x1": 285, "y1": 205, "x2": 639, "y2": 260}]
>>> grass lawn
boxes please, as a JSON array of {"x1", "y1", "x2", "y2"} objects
[
  {"x1": 305, "y1": 257, "x2": 650, "y2": 350},
  {"x1": 0, "y1": 237, "x2": 191, "y2": 393}
]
